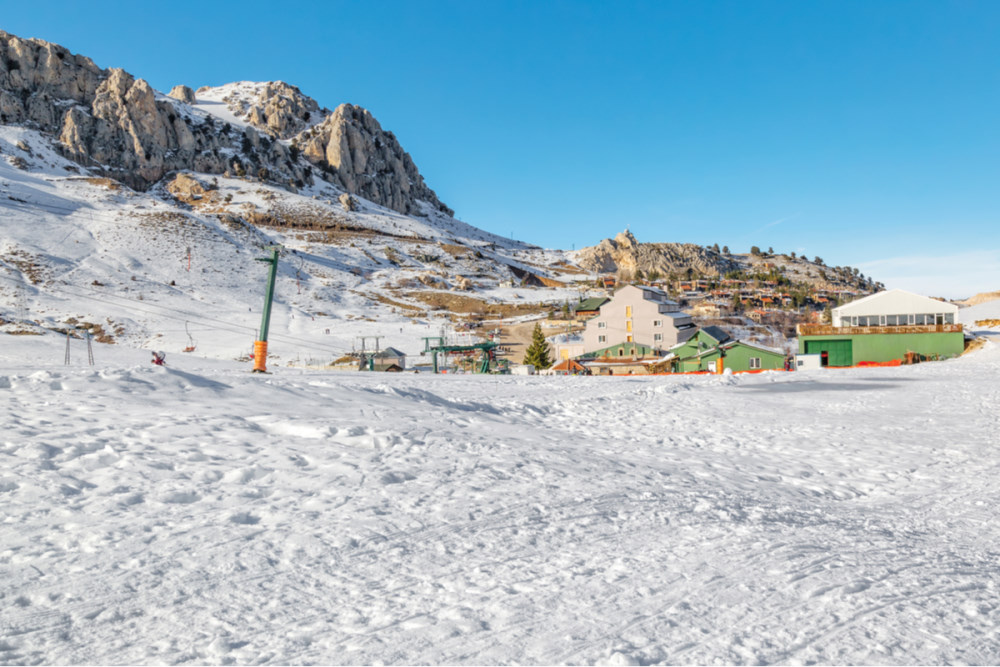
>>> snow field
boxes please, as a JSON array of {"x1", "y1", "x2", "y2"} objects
[{"x1": 1, "y1": 332, "x2": 999, "y2": 664}]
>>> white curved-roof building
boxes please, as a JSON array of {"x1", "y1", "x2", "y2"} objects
[{"x1": 832, "y1": 289, "x2": 958, "y2": 327}]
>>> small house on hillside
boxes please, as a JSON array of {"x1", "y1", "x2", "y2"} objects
[
  {"x1": 574, "y1": 297, "x2": 609, "y2": 320},
  {"x1": 798, "y1": 289, "x2": 964, "y2": 367}
]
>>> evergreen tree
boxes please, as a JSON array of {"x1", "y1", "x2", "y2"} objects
[
  {"x1": 523, "y1": 323, "x2": 552, "y2": 370},
  {"x1": 722, "y1": 245, "x2": 730, "y2": 255}
]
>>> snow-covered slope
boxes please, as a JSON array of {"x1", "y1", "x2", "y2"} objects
[
  {"x1": 0, "y1": 126, "x2": 582, "y2": 364},
  {"x1": 1, "y1": 330, "x2": 998, "y2": 664},
  {"x1": 959, "y1": 299, "x2": 1000, "y2": 325}
]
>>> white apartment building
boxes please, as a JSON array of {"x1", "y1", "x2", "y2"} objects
[{"x1": 582, "y1": 285, "x2": 697, "y2": 353}]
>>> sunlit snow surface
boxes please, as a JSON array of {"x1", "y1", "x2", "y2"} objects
[{"x1": 1, "y1": 330, "x2": 999, "y2": 665}]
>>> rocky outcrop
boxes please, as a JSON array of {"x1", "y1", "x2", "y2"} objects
[
  {"x1": 0, "y1": 30, "x2": 454, "y2": 217},
  {"x1": 203, "y1": 81, "x2": 322, "y2": 140},
  {"x1": 0, "y1": 30, "x2": 103, "y2": 124},
  {"x1": 55, "y1": 67, "x2": 292, "y2": 189},
  {"x1": 575, "y1": 230, "x2": 739, "y2": 278},
  {"x1": 297, "y1": 103, "x2": 453, "y2": 216},
  {"x1": 168, "y1": 85, "x2": 196, "y2": 104},
  {"x1": 339, "y1": 192, "x2": 358, "y2": 212}
]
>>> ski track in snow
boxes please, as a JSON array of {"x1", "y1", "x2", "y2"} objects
[{"x1": 1, "y1": 335, "x2": 999, "y2": 665}]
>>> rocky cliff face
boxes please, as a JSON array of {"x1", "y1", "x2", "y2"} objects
[
  {"x1": 575, "y1": 230, "x2": 739, "y2": 278},
  {"x1": 298, "y1": 104, "x2": 453, "y2": 216},
  {"x1": 0, "y1": 30, "x2": 452, "y2": 217}
]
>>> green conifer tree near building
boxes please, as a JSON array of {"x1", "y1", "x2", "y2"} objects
[{"x1": 523, "y1": 323, "x2": 552, "y2": 370}]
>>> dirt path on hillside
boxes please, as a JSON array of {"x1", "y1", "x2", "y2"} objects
[{"x1": 493, "y1": 320, "x2": 582, "y2": 365}]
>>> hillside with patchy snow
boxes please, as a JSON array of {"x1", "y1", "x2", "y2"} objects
[{"x1": 0, "y1": 123, "x2": 588, "y2": 365}]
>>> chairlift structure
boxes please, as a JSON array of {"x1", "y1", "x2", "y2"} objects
[{"x1": 422, "y1": 335, "x2": 505, "y2": 374}]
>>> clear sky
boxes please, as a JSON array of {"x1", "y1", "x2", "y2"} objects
[{"x1": 3, "y1": 1, "x2": 999, "y2": 297}]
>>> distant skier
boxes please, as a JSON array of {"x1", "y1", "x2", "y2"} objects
[{"x1": 151, "y1": 351, "x2": 166, "y2": 366}]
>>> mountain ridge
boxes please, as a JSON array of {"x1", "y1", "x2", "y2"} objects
[{"x1": 0, "y1": 30, "x2": 451, "y2": 217}]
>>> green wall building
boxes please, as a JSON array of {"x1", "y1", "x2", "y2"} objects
[
  {"x1": 797, "y1": 289, "x2": 965, "y2": 367},
  {"x1": 678, "y1": 340, "x2": 788, "y2": 373}
]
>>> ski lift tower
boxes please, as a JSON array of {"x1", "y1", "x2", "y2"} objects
[{"x1": 252, "y1": 246, "x2": 281, "y2": 373}]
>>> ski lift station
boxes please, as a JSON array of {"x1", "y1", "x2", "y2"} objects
[{"x1": 796, "y1": 289, "x2": 964, "y2": 367}]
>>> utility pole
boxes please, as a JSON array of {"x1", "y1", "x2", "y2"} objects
[{"x1": 253, "y1": 246, "x2": 281, "y2": 373}]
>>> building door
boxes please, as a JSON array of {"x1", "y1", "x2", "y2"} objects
[{"x1": 806, "y1": 339, "x2": 853, "y2": 367}]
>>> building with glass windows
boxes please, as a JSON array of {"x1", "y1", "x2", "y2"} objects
[{"x1": 797, "y1": 289, "x2": 964, "y2": 367}]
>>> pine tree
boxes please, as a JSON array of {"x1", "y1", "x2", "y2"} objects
[{"x1": 523, "y1": 323, "x2": 552, "y2": 370}]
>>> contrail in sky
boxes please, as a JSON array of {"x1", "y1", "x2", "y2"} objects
[{"x1": 755, "y1": 212, "x2": 801, "y2": 233}]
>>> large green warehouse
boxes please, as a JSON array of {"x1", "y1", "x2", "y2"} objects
[{"x1": 797, "y1": 289, "x2": 964, "y2": 367}]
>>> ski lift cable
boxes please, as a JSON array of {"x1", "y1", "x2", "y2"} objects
[{"x1": 0, "y1": 274, "x2": 356, "y2": 357}]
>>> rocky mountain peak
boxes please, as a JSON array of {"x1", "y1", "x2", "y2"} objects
[
  {"x1": 296, "y1": 102, "x2": 453, "y2": 216},
  {"x1": 575, "y1": 230, "x2": 739, "y2": 278},
  {"x1": 197, "y1": 80, "x2": 324, "y2": 140},
  {"x1": 167, "y1": 85, "x2": 196, "y2": 104},
  {"x1": 614, "y1": 229, "x2": 638, "y2": 249},
  {"x1": 0, "y1": 29, "x2": 455, "y2": 218}
]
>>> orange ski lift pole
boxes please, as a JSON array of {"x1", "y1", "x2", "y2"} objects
[{"x1": 253, "y1": 246, "x2": 281, "y2": 373}]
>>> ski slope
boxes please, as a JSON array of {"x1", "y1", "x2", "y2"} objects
[
  {"x1": 1, "y1": 329, "x2": 998, "y2": 665},
  {"x1": 0, "y1": 126, "x2": 583, "y2": 366}
]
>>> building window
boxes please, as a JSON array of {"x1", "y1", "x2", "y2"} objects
[
  {"x1": 908, "y1": 314, "x2": 915, "y2": 325},
  {"x1": 749, "y1": 357, "x2": 761, "y2": 369},
  {"x1": 653, "y1": 320, "x2": 662, "y2": 327},
  {"x1": 653, "y1": 333, "x2": 663, "y2": 342},
  {"x1": 598, "y1": 335, "x2": 606, "y2": 343},
  {"x1": 618, "y1": 348, "x2": 624, "y2": 357},
  {"x1": 945, "y1": 313, "x2": 954, "y2": 324},
  {"x1": 625, "y1": 306, "x2": 632, "y2": 317},
  {"x1": 597, "y1": 321, "x2": 606, "y2": 329}
]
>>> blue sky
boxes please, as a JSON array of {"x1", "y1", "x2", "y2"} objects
[{"x1": 3, "y1": 1, "x2": 999, "y2": 297}]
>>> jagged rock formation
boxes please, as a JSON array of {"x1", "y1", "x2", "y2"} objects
[
  {"x1": 575, "y1": 230, "x2": 739, "y2": 278},
  {"x1": 201, "y1": 81, "x2": 321, "y2": 140},
  {"x1": 339, "y1": 192, "x2": 358, "y2": 212},
  {"x1": 298, "y1": 104, "x2": 453, "y2": 216},
  {"x1": 167, "y1": 85, "x2": 196, "y2": 104},
  {"x1": 0, "y1": 30, "x2": 453, "y2": 217}
]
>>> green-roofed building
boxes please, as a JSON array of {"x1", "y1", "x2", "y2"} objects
[
  {"x1": 677, "y1": 340, "x2": 788, "y2": 373},
  {"x1": 574, "y1": 297, "x2": 609, "y2": 320}
]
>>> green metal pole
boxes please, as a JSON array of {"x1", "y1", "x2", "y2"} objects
[{"x1": 256, "y1": 247, "x2": 280, "y2": 342}]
